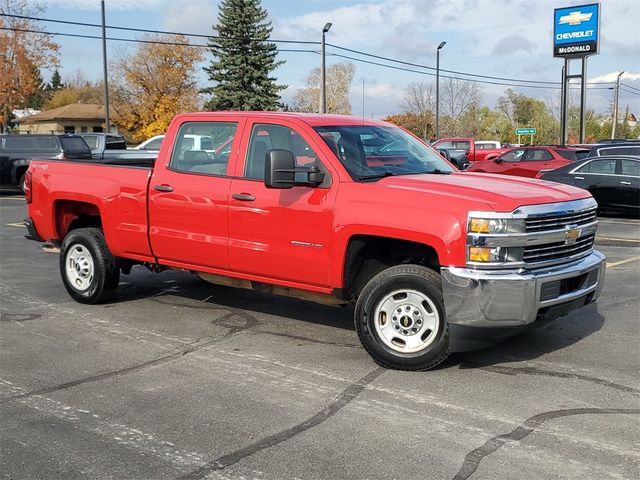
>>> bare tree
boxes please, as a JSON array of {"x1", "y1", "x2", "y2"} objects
[
  {"x1": 293, "y1": 62, "x2": 355, "y2": 115},
  {"x1": 440, "y1": 77, "x2": 481, "y2": 135},
  {"x1": 400, "y1": 82, "x2": 435, "y2": 139}
]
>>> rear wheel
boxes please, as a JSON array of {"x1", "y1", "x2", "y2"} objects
[
  {"x1": 18, "y1": 173, "x2": 26, "y2": 193},
  {"x1": 355, "y1": 264, "x2": 449, "y2": 370},
  {"x1": 60, "y1": 228, "x2": 119, "y2": 304}
]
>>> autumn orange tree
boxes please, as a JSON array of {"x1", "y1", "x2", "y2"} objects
[
  {"x1": 111, "y1": 35, "x2": 203, "y2": 141},
  {"x1": 0, "y1": 0, "x2": 59, "y2": 132}
]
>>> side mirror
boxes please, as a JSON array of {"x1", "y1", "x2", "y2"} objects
[
  {"x1": 265, "y1": 149, "x2": 295, "y2": 189},
  {"x1": 494, "y1": 157, "x2": 503, "y2": 163},
  {"x1": 265, "y1": 149, "x2": 325, "y2": 189}
]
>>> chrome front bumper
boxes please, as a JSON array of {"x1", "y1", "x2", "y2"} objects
[{"x1": 441, "y1": 250, "x2": 606, "y2": 328}]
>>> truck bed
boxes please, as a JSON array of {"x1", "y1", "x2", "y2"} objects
[{"x1": 28, "y1": 159, "x2": 154, "y2": 262}]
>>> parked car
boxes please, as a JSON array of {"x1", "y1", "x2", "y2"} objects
[
  {"x1": 537, "y1": 155, "x2": 639, "y2": 216},
  {"x1": 431, "y1": 137, "x2": 510, "y2": 168},
  {"x1": 134, "y1": 134, "x2": 216, "y2": 153},
  {"x1": 1, "y1": 134, "x2": 92, "y2": 192},
  {"x1": 78, "y1": 133, "x2": 157, "y2": 162},
  {"x1": 587, "y1": 143, "x2": 640, "y2": 158},
  {"x1": 25, "y1": 112, "x2": 605, "y2": 371},
  {"x1": 466, "y1": 146, "x2": 585, "y2": 178}
]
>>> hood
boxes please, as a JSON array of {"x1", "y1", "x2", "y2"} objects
[{"x1": 379, "y1": 172, "x2": 591, "y2": 212}]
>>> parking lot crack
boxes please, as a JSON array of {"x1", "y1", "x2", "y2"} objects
[
  {"x1": 452, "y1": 407, "x2": 640, "y2": 480},
  {"x1": 1, "y1": 312, "x2": 253, "y2": 404},
  {"x1": 473, "y1": 364, "x2": 640, "y2": 395},
  {"x1": 176, "y1": 367, "x2": 385, "y2": 480}
]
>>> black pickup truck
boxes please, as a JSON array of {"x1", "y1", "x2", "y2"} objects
[{"x1": 0, "y1": 134, "x2": 92, "y2": 192}]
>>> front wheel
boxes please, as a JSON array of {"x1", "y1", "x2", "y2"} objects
[
  {"x1": 355, "y1": 264, "x2": 449, "y2": 371},
  {"x1": 59, "y1": 228, "x2": 120, "y2": 304}
]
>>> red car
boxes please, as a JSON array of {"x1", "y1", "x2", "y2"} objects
[{"x1": 466, "y1": 146, "x2": 587, "y2": 178}]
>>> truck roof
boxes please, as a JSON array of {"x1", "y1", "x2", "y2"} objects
[{"x1": 173, "y1": 111, "x2": 389, "y2": 127}]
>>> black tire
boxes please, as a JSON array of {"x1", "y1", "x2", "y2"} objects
[
  {"x1": 354, "y1": 264, "x2": 449, "y2": 371},
  {"x1": 59, "y1": 227, "x2": 120, "y2": 304},
  {"x1": 18, "y1": 173, "x2": 26, "y2": 194}
]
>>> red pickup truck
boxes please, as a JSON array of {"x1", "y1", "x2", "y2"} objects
[
  {"x1": 25, "y1": 112, "x2": 606, "y2": 371},
  {"x1": 431, "y1": 137, "x2": 510, "y2": 167}
]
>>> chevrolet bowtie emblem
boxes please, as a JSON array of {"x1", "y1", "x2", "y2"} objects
[
  {"x1": 559, "y1": 11, "x2": 593, "y2": 26},
  {"x1": 565, "y1": 228, "x2": 581, "y2": 244}
]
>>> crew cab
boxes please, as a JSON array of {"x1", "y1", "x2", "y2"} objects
[
  {"x1": 25, "y1": 112, "x2": 606, "y2": 371},
  {"x1": 431, "y1": 137, "x2": 510, "y2": 168},
  {"x1": 466, "y1": 146, "x2": 586, "y2": 178}
]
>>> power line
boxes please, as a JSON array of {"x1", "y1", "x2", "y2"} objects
[
  {"x1": 620, "y1": 87, "x2": 640, "y2": 96},
  {"x1": 0, "y1": 13, "x2": 320, "y2": 45},
  {"x1": 0, "y1": 26, "x2": 316, "y2": 53},
  {"x1": 326, "y1": 42, "x2": 564, "y2": 86},
  {"x1": 621, "y1": 82, "x2": 640, "y2": 92},
  {"x1": 330, "y1": 52, "x2": 614, "y2": 91}
]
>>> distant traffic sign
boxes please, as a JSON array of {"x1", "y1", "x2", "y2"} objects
[{"x1": 516, "y1": 128, "x2": 537, "y2": 135}]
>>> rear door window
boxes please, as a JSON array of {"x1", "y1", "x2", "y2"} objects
[
  {"x1": 620, "y1": 159, "x2": 640, "y2": 177},
  {"x1": 524, "y1": 149, "x2": 554, "y2": 161},
  {"x1": 169, "y1": 122, "x2": 238, "y2": 175},
  {"x1": 577, "y1": 159, "x2": 617, "y2": 174},
  {"x1": 60, "y1": 136, "x2": 91, "y2": 153}
]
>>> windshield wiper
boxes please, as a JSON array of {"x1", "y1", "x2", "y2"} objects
[{"x1": 357, "y1": 171, "x2": 398, "y2": 181}]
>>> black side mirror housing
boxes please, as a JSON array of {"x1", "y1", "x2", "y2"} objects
[
  {"x1": 265, "y1": 149, "x2": 325, "y2": 189},
  {"x1": 494, "y1": 157, "x2": 503, "y2": 163},
  {"x1": 265, "y1": 149, "x2": 296, "y2": 189}
]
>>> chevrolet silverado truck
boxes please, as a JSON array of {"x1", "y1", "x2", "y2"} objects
[{"x1": 24, "y1": 112, "x2": 606, "y2": 370}]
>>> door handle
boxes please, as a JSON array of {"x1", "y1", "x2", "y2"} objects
[
  {"x1": 620, "y1": 181, "x2": 631, "y2": 185},
  {"x1": 574, "y1": 176, "x2": 584, "y2": 180},
  {"x1": 154, "y1": 184, "x2": 174, "y2": 192},
  {"x1": 232, "y1": 193, "x2": 256, "y2": 201}
]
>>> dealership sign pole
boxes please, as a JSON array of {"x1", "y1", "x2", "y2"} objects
[{"x1": 554, "y1": 3, "x2": 600, "y2": 145}]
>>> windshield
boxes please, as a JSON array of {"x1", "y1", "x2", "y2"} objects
[{"x1": 313, "y1": 125, "x2": 455, "y2": 180}]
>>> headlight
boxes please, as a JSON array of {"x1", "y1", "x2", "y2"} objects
[{"x1": 468, "y1": 217, "x2": 525, "y2": 234}]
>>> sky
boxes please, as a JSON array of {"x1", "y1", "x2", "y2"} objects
[{"x1": 36, "y1": 0, "x2": 640, "y2": 118}]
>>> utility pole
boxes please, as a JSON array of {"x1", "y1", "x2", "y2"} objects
[
  {"x1": 320, "y1": 23, "x2": 332, "y2": 114},
  {"x1": 101, "y1": 0, "x2": 110, "y2": 134},
  {"x1": 611, "y1": 70, "x2": 625, "y2": 139},
  {"x1": 435, "y1": 41, "x2": 446, "y2": 140}
]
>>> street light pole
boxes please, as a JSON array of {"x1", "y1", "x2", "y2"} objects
[
  {"x1": 611, "y1": 70, "x2": 625, "y2": 140},
  {"x1": 101, "y1": 0, "x2": 110, "y2": 134},
  {"x1": 320, "y1": 22, "x2": 332, "y2": 114},
  {"x1": 435, "y1": 41, "x2": 446, "y2": 140}
]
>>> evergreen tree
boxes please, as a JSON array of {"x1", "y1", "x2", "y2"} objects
[
  {"x1": 26, "y1": 64, "x2": 47, "y2": 110},
  {"x1": 49, "y1": 69, "x2": 64, "y2": 91},
  {"x1": 203, "y1": 0, "x2": 285, "y2": 111}
]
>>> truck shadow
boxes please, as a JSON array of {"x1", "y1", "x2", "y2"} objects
[
  {"x1": 443, "y1": 305, "x2": 606, "y2": 369},
  {"x1": 113, "y1": 267, "x2": 606, "y2": 367},
  {"x1": 113, "y1": 267, "x2": 355, "y2": 332}
]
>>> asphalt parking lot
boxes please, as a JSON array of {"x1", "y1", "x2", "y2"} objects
[{"x1": 1, "y1": 192, "x2": 639, "y2": 480}]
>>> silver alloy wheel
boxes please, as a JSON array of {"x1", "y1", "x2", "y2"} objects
[
  {"x1": 65, "y1": 244, "x2": 95, "y2": 291},
  {"x1": 373, "y1": 289, "x2": 440, "y2": 353}
]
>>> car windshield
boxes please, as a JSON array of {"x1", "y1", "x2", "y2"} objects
[{"x1": 313, "y1": 125, "x2": 455, "y2": 181}]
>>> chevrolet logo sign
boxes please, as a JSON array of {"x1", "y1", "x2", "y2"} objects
[
  {"x1": 559, "y1": 11, "x2": 593, "y2": 26},
  {"x1": 565, "y1": 227, "x2": 582, "y2": 244}
]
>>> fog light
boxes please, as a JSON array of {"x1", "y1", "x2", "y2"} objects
[{"x1": 469, "y1": 246, "x2": 493, "y2": 262}]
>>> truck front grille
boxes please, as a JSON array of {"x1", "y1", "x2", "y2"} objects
[
  {"x1": 523, "y1": 233, "x2": 595, "y2": 264},
  {"x1": 525, "y1": 207, "x2": 597, "y2": 233}
]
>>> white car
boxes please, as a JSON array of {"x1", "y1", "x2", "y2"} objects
[{"x1": 134, "y1": 134, "x2": 215, "y2": 152}]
